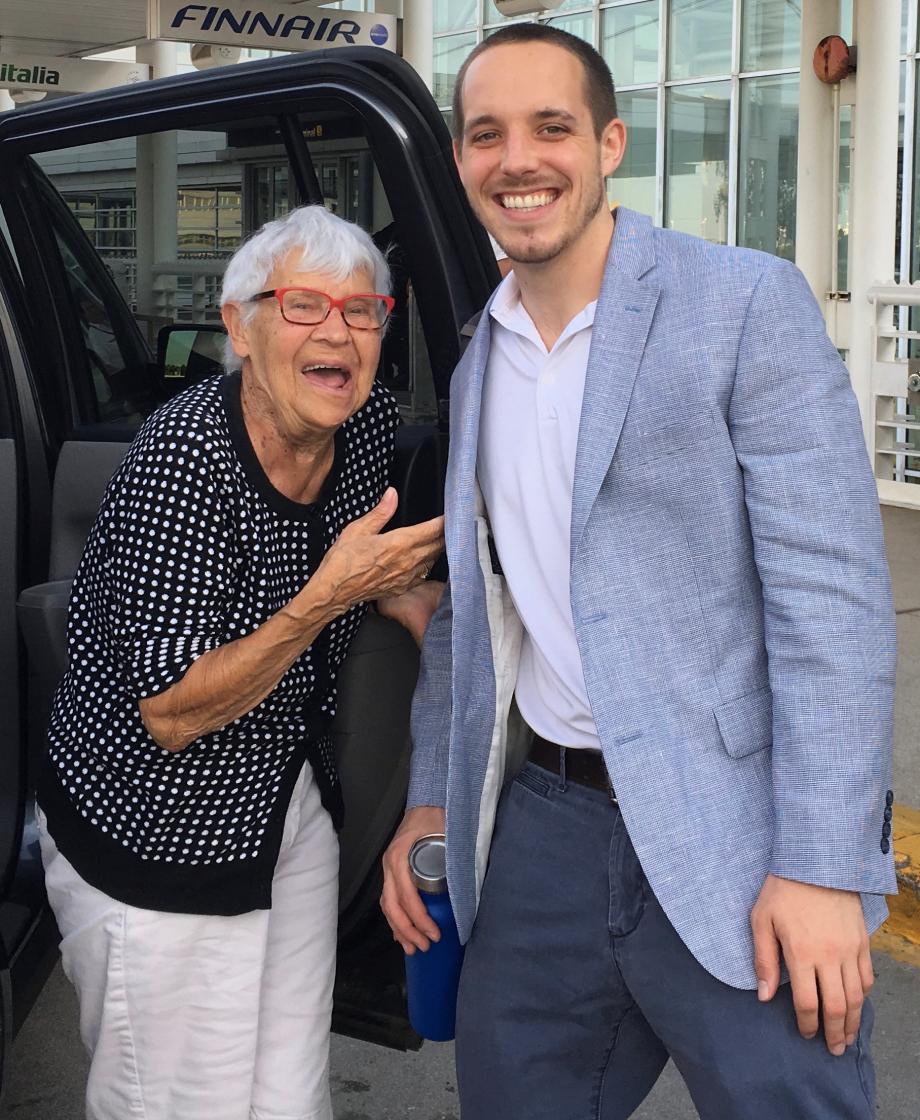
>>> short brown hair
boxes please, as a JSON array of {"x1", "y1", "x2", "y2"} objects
[{"x1": 451, "y1": 23, "x2": 618, "y2": 145}]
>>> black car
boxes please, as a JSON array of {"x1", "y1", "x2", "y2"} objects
[{"x1": 0, "y1": 46, "x2": 497, "y2": 1087}]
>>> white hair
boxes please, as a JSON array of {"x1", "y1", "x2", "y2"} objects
[{"x1": 219, "y1": 204, "x2": 391, "y2": 372}]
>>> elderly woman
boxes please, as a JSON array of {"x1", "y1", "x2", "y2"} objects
[{"x1": 35, "y1": 205, "x2": 444, "y2": 1120}]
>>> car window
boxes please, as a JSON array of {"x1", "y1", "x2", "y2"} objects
[{"x1": 26, "y1": 108, "x2": 440, "y2": 436}]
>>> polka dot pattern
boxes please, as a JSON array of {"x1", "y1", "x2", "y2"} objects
[{"x1": 43, "y1": 372, "x2": 398, "y2": 903}]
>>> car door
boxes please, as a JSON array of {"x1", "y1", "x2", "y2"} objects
[{"x1": 0, "y1": 47, "x2": 497, "y2": 1058}]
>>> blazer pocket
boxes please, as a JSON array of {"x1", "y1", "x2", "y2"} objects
[
  {"x1": 613, "y1": 406, "x2": 724, "y2": 471},
  {"x1": 713, "y1": 686, "x2": 773, "y2": 759}
]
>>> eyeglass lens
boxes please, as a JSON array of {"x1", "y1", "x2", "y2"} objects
[{"x1": 281, "y1": 290, "x2": 388, "y2": 328}]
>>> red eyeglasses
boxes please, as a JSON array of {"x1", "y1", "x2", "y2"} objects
[{"x1": 249, "y1": 287, "x2": 395, "y2": 330}]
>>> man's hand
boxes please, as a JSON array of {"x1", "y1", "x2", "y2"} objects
[
  {"x1": 377, "y1": 580, "x2": 446, "y2": 647},
  {"x1": 751, "y1": 873, "x2": 873, "y2": 1056},
  {"x1": 381, "y1": 806, "x2": 447, "y2": 954}
]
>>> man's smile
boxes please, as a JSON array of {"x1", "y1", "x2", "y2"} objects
[{"x1": 497, "y1": 189, "x2": 560, "y2": 211}]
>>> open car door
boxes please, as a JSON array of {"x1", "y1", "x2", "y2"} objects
[{"x1": 0, "y1": 47, "x2": 497, "y2": 1060}]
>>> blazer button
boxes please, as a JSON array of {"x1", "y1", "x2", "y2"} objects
[
  {"x1": 886, "y1": 790, "x2": 894, "y2": 807},
  {"x1": 881, "y1": 838, "x2": 891, "y2": 854},
  {"x1": 884, "y1": 806, "x2": 893, "y2": 822},
  {"x1": 882, "y1": 822, "x2": 892, "y2": 838}
]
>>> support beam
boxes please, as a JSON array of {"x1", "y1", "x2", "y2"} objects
[
  {"x1": 848, "y1": 0, "x2": 901, "y2": 442},
  {"x1": 135, "y1": 41, "x2": 178, "y2": 326},
  {"x1": 794, "y1": 0, "x2": 840, "y2": 307},
  {"x1": 401, "y1": 0, "x2": 433, "y2": 89}
]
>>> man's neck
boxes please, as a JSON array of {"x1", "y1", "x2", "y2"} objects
[{"x1": 514, "y1": 211, "x2": 615, "y2": 351}]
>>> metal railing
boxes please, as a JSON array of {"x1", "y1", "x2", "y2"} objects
[{"x1": 868, "y1": 283, "x2": 920, "y2": 507}]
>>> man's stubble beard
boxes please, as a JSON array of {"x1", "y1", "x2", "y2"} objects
[{"x1": 488, "y1": 167, "x2": 608, "y2": 266}]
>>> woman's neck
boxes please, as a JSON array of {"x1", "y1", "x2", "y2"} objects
[{"x1": 240, "y1": 375, "x2": 335, "y2": 505}]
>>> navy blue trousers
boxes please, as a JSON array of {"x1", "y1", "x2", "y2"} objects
[{"x1": 455, "y1": 761, "x2": 876, "y2": 1120}]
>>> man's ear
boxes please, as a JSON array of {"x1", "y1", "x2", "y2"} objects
[
  {"x1": 221, "y1": 302, "x2": 251, "y2": 362},
  {"x1": 600, "y1": 117, "x2": 627, "y2": 179},
  {"x1": 453, "y1": 137, "x2": 463, "y2": 175}
]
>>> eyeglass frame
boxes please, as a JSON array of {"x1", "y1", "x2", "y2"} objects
[{"x1": 248, "y1": 287, "x2": 395, "y2": 330}]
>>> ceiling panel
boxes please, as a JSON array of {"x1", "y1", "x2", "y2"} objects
[{"x1": 0, "y1": 0, "x2": 147, "y2": 55}]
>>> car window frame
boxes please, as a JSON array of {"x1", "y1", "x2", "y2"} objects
[{"x1": 0, "y1": 51, "x2": 497, "y2": 447}]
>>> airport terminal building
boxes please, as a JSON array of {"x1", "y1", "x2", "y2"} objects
[{"x1": 0, "y1": 0, "x2": 915, "y2": 501}]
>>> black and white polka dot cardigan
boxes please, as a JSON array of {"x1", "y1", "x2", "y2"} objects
[{"x1": 38, "y1": 371, "x2": 398, "y2": 915}]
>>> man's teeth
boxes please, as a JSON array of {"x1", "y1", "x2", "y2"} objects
[{"x1": 501, "y1": 191, "x2": 555, "y2": 210}]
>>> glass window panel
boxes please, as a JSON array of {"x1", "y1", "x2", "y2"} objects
[
  {"x1": 840, "y1": 0, "x2": 853, "y2": 41},
  {"x1": 545, "y1": 12, "x2": 594, "y2": 43},
  {"x1": 741, "y1": 0, "x2": 802, "y2": 72},
  {"x1": 665, "y1": 81, "x2": 731, "y2": 243},
  {"x1": 738, "y1": 74, "x2": 799, "y2": 261},
  {"x1": 903, "y1": 0, "x2": 913, "y2": 54},
  {"x1": 669, "y1": 0, "x2": 734, "y2": 80},
  {"x1": 611, "y1": 88, "x2": 657, "y2": 218},
  {"x1": 436, "y1": 0, "x2": 477, "y2": 34},
  {"x1": 601, "y1": 2, "x2": 659, "y2": 87},
  {"x1": 897, "y1": 62, "x2": 906, "y2": 283},
  {"x1": 909, "y1": 61, "x2": 920, "y2": 284},
  {"x1": 433, "y1": 32, "x2": 477, "y2": 107},
  {"x1": 839, "y1": 103, "x2": 853, "y2": 292}
]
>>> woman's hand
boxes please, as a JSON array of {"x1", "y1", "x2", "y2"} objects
[
  {"x1": 377, "y1": 580, "x2": 446, "y2": 647},
  {"x1": 302, "y1": 488, "x2": 444, "y2": 619}
]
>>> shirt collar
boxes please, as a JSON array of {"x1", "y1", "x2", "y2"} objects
[{"x1": 489, "y1": 270, "x2": 597, "y2": 353}]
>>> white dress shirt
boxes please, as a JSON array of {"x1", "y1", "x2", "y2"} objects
[{"x1": 477, "y1": 273, "x2": 600, "y2": 749}]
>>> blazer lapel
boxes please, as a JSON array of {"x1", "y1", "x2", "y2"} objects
[
  {"x1": 444, "y1": 299, "x2": 494, "y2": 560},
  {"x1": 571, "y1": 209, "x2": 660, "y2": 559}
]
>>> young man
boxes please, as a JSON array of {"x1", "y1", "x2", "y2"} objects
[{"x1": 381, "y1": 23, "x2": 896, "y2": 1119}]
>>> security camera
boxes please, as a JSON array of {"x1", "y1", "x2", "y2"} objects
[{"x1": 492, "y1": 0, "x2": 564, "y2": 16}]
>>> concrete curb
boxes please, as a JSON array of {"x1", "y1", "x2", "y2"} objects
[{"x1": 875, "y1": 804, "x2": 920, "y2": 963}]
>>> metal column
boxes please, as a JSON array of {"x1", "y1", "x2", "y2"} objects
[
  {"x1": 794, "y1": 0, "x2": 840, "y2": 311},
  {"x1": 401, "y1": 0, "x2": 433, "y2": 89},
  {"x1": 849, "y1": 0, "x2": 901, "y2": 444},
  {"x1": 135, "y1": 41, "x2": 179, "y2": 331}
]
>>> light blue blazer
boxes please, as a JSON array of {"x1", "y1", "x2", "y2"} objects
[{"x1": 407, "y1": 207, "x2": 897, "y2": 989}]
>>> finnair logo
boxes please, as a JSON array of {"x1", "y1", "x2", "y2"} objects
[{"x1": 169, "y1": 5, "x2": 377, "y2": 45}]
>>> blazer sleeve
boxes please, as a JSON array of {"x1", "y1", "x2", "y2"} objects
[
  {"x1": 406, "y1": 575, "x2": 453, "y2": 809},
  {"x1": 728, "y1": 256, "x2": 898, "y2": 896}
]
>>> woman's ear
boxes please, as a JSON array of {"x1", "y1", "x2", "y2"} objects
[{"x1": 221, "y1": 302, "x2": 251, "y2": 361}]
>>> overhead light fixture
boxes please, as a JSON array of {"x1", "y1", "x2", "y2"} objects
[
  {"x1": 189, "y1": 43, "x2": 242, "y2": 70},
  {"x1": 492, "y1": 0, "x2": 564, "y2": 16}
]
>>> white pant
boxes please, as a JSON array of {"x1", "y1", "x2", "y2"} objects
[{"x1": 37, "y1": 764, "x2": 339, "y2": 1120}]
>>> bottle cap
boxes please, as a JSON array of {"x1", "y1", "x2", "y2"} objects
[{"x1": 408, "y1": 833, "x2": 448, "y2": 894}]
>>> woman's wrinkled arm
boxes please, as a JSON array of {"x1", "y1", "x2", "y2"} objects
[
  {"x1": 140, "y1": 488, "x2": 444, "y2": 752},
  {"x1": 139, "y1": 589, "x2": 336, "y2": 752}
]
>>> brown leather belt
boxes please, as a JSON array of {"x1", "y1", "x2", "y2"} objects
[{"x1": 528, "y1": 735, "x2": 618, "y2": 804}]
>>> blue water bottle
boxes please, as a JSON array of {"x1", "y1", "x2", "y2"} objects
[{"x1": 404, "y1": 833, "x2": 465, "y2": 1042}]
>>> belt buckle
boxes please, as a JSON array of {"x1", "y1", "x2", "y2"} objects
[{"x1": 605, "y1": 772, "x2": 618, "y2": 806}]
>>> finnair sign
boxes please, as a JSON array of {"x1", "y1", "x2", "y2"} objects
[{"x1": 149, "y1": 1, "x2": 399, "y2": 54}]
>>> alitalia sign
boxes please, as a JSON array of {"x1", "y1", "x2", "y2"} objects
[
  {"x1": 0, "y1": 54, "x2": 149, "y2": 94},
  {"x1": 149, "y1": 1, "x2": 399, "y2": 53}
]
